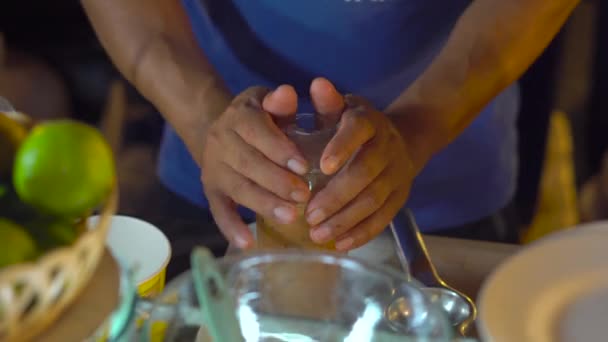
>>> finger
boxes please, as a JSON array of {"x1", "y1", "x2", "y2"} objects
[
  {"x1": 224, "y1": 130, "x2": 310, "y2": 203},
  {"x1": 309, "y1": 167, "x2": 393, "y2": 244},
  {"x1": 262, "y1": 84, "x2": 298, "y2": 117},
  {"x1": 231, "y1": 107, "x2": 309, "y2": 175},
  {"x1": 306, "y1": 135, "x2": 389, "y2": 226},
  {"x1": 207, "y1": 192, "x2": 254, "y2": 249},
  {"x1": 310, "y1": 77, "x2": 344, "y2": 116},
  {"x1": 320, "y1": 104, "x2": 376, "y2": 174},
  {"x1": 217, "y1": 163, "x2": 299, "y2": 225},
  {"x1": 334, "y1": 190, "x2": 408, "y2": 251}
]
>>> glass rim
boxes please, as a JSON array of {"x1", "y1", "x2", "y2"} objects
[
  {"x1": 166, "y1": 249, "x2": 413, "y2": 288},
  {"x1": 283, "y1": 112, "x2": 338, "y2": 136}
]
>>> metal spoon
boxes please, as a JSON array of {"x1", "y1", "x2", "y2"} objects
[{"x1": 387, "y1": 209, "x2": 477, "y2": 337}]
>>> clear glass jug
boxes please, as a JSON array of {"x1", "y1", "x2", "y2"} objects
[{"x1": 139, "y1": 250, "x2": 452, "y2": 341}]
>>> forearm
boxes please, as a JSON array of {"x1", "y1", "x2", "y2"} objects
[
  {"x1": 387, "y1": 0, "x2": 579, "y2": 171},
  {"x1": 82, "y1": 0, "x2": 230, "y2": 164}
]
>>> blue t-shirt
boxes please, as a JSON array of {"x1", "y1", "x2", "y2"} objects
[{"x1": 158, "y1": 0, "x2": 519, "y2": 232}]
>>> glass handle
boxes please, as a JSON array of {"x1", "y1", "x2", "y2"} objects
[
  {"x1": 101, "y1": 259, "x2": 141, "y2": 342},
  {"x1": 191, "y1": 247, "x2": 244, "y2": 342}
]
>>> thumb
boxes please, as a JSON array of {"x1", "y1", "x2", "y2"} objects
[
  {"x1": 310, "y1": 77, "x2": 344, "y2": 117},
  {"x1": 262, "y1": 84, "x2": 298, "y2": 117}
]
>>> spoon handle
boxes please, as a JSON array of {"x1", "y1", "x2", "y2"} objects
[{"x1": 389, "y1": 208, "x2": 442, "y2": 287}]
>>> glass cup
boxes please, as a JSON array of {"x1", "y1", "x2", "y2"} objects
[
  {"x1": 139, "y1": 250, "x2": 452, "y2": 341},
  {"x1": 256, "y1": 112, "x2": 337, "y2": 250}
]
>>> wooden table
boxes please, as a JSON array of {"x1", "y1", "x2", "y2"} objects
[
  {"x1": 36, "y1": 249, "x2": 121, "y2": 342},
  {"x1": 421, "y1": 235, "x2": 520, "y2": 299}
]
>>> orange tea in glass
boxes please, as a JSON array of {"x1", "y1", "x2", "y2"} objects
[{"x1": 256, "y1": 112, "x2": 337, "y2": 251}]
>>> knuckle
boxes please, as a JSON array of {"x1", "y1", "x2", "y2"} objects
[
  {"x1": 225, "y1": 101, "x2": 242, "y2": 116},
  {"x1": 243, "y1": 96, "x2": 262, "y2": 110},
  {"x1": 247, "y1": 85, "x2": 270, "y2": 96},
  {"x1": 235, "y1": 86, "x2": 269, "y2": 107},
  {"x1": 334, "y1": 222, "x2": 351, "y2": 236},
  {"x1": 344, "y1": 110, "x2": 374, "y2": 134},
  {"x1": 204, "y1": 128, "x2": 222, "y2": 151},
  {"x1": 255, "y1": 165, "x2": 292, "y2": 200},
  {"x1": 235, "y1": 151, "x2": 252, "y2": 174},
  {"x1": 331, "y1": 191, "x2": 351, "y2": 210},
  {"x1": 237, "y1": 121, "x2": 257, "y2": 141},
  {"x1": 229, "y1": 177, "x2": 253, "y2": 198},
  {"x1": 355, "y1": 160, "x2": 379, "y2": 180},
  {"x1": 344, "y1": 94, "x2": 365, "y2": 107},
  {"x1": 363, "y1": 191, "x2": 384, "y2": 209},
  {"x1": 359, "y1": 117, "x2": 376, "y2": 136},
  {"x1": 342, "y1": 109, "x2": 361, "y2": 122},
  {"x1": 316, "y1": 191, "x2": 340, "y2": 213}
]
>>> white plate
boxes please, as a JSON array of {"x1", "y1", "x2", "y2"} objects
[{"x1": 477, "y1": 221, "x2": 608, "y2": 342}]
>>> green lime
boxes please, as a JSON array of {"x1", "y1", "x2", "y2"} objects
[
  {"x1": 0, "y1": 218, "x2": 37, "y2": 268},
  {"x1": 0, "y1": 113, "x2": 27, "y2": 180},
  {"x1": 13, "y1": 120, "x2": 115, "y2": 218}
]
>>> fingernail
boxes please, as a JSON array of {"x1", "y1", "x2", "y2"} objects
[
  {"x1": 274, "y1": 206, "x2": 295, "y2": 223},
  {"x1": 291, "y1": 190, "x2": 309, "y2": 203},
  {"x1": 234, "y1": 235, "x2": 250, "y2": 249},
  {"x1": 287, "y1": 157, "x2": 308, "y2": 175},
  {"x1": 311, "y1": 225, "x2": 332, "y2": 242},
  {"x1": 307, "y1": 208, "x2": 326, "y2": 226},
  {"x1": 323, "y1": 156, "x2": 340, "y2": 173},
  {"x1": 335, "y1": 237, "x2": 354, "y2": 251}
]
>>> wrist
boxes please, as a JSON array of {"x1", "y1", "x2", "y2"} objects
[
  {"x1": 154, "y1": 75, "x2": 231, "y2": 167},
  {"x1": 390, "y1": 115, "x2": 439, "y2": 175},
  {"x1": 386, "y1": 96, "x2": 450, "y2": 175},
  {"x1": 180, "y1": 84, "x2": 232, "y2": 167}
]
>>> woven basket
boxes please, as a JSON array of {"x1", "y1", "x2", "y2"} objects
[{"x1": 0, "y1": 187, "x2": 118, "y2": 341}]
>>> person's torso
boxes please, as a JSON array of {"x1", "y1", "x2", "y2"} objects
[{"x1": 158, "y1": 0, "x2": 520, "y2": 230}]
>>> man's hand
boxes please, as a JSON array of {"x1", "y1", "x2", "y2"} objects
[
  {"x1": 201, "y1": 85, "x2": 312, "y2": 249},
  {"x1": 305, "y1": 83, "x2": 417, "y2": 251}
]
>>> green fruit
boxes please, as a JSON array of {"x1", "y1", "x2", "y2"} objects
[
  {"x1": 0, "y1": 218, "x2": 37, "y2": 268},
  {"x1": 13, "y1": 120, "x2": 115, "y2": 218}
]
